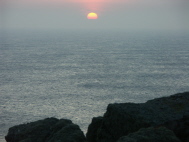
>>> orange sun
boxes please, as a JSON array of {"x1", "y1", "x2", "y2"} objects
[{"x1": 87, "y1": 12, "x2": 98, "y2": 19}]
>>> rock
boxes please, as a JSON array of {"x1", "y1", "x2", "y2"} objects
[
  {"x1": 116, "y1": 127, "x2": 181, "y2": 142},
  {"x1": 162, "y1": 114, "x2": 189, "y2": 142},
  {"x1": 86, "y1": 117, "x2": 103, "y2": 142},
  {"x1": 5, "y1": 117, "x2": 86, "y2": 142},
  {"x1": 86, "y1": 92, "x2": 189, "y2": 142}
]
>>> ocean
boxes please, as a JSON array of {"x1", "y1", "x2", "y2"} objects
[{"x1": 0, "y1": 30, "x2": 189, "y2": 141}]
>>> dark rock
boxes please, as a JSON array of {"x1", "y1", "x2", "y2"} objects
[
  {"x1": 116, "y1": 127, "x2": 181, "y2": 142},
  {"x1": 86, "y1": 117, "x2": 103, "y2": 142},
  {"x1": 86, "y1": 92, "x2": 189, "y2": 142},
  {"x1": 5, "y1": 117, "x2": 86, "y2": 142},
  {"x1": 162, "y1": 114, "x2": 189, "y2": 142}
]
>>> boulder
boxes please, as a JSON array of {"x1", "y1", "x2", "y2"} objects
[
  {"x1": 86, "y1": 92, "x2": 189, "y2": 142},
  {"x1": 5, "y1": 117, "x2": 86, "y2": 142},
  {"x1": 116, "y1": 127, "x2": 181, "y2": 142}
]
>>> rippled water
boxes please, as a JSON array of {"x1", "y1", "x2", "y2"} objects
[{"x1": 0, "y1": 30, "x2": 189, "y2": 141}]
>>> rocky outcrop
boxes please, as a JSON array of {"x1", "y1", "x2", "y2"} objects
[
  {"x1": 86, "y1": 92, "x2": 189, "y2": 142},
  {"x1": 117, "y1": 127, "x2": 181, "y2": 142},
  {"x1": 5, "y1": 92, "x2": 189, "y2": 142},
  {"x1": 5, "y1": 117, "x2": 86, "y2": 142}
]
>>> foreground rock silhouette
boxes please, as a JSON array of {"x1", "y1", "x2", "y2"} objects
[
  {"x1": 5, "y1": 92, "x2": 189, "y2": 142},
  {"x1": 86, "y1": 92, "x2": 189, "y2": 142},
  {"x1": 5, "y1": 118, "x2": 86, "y2": 142}
]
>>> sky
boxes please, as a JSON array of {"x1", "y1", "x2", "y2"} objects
[{"x1": 0, "y1": 0, "x2": 189, "y2": 31}]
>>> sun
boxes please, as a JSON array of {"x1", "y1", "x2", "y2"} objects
[{"x1": 87, "y1": 12, "x2": 98, "y2": 19}]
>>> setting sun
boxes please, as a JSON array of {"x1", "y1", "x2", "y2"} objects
[{"x1": 87, "y1": 12, "x2": 98, "y2": 19}]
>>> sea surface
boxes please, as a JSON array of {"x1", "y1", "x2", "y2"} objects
[{"x1": 0, "y1": 30, "x2": 189, "y2": 141}]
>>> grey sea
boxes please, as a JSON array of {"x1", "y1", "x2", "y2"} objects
[{"x1": 0, "y1": 30, "x2": 189, "y2": 142}]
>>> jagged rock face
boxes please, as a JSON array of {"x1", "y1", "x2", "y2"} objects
[
  {"x1": 5, "y1": 117, "x2": 86, "y2": 142},
  {"x1": 116, "y1": 127, "x2": 181, "y2": 142},
  {"x1": 86, "y1": 92, "x2": 189, "y2": 142}
]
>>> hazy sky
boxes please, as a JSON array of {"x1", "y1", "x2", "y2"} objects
[{"x1": 1, "y1": 0, "x2": 189, "y2": 31}]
